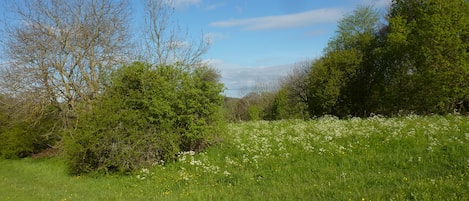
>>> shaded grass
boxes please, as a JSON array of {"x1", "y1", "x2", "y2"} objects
[{"x1": 1, "y1": 115, "x2": 468, "y2": 200}]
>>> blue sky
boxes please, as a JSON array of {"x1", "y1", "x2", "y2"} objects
[
  {"x1": 0, "y1": 0, "x2": 392, "y2": 98},
  {"x1": 140, "y1": 0, "x2": 392, "y2": 97}
]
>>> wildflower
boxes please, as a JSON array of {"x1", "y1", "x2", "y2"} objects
[
  {"x1": 187, "y1": 151, "x2": 195, "y2": 156},
  {"x1": 318, "y1": 148, "x2": 326, "y2": 155},
  {"x1": 340, "y1": 172, "x2": 347, "y2": 181},
  {"x1": 426, "y1": 146, "x2": 434, "y2": 152},
  {"x1": 225, "y1": 156, "x2": 238, "y2": 166},
  {"x1": 178, "y1": 167, "x2": 192, "y2": 181},
  {"x1": 189, "y1": 159, "x2": 202, "y2": 166},
  {"x1": 223, "y1": 170, "x2": 231, "y2": 176}
]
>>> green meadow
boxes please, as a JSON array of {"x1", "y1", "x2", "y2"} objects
[{"x1": 1, "y1": 115, "x2": 468, "y2": 200}]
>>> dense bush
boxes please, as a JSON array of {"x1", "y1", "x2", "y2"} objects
[
  {"x1": 0, "y1": 104, "x2": 61, "y2": 159},
  {"x1": 64, "y1": 62, "x2": 224, "y2": 174}
]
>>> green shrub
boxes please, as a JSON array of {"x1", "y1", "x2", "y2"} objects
[
  {"x1": 0, "y1": 106, "x2": 61, "y2": 159},
  {"x1": 65, "y1": 62, "x2": 224, "y2": 174},
  {"x1": 0, "y1": 123, "x2": 32, "y2": 159}
]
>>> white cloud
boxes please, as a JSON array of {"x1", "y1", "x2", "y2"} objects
[
  {"x1": 164, "y1": 0, "x2": 201, "y2": 8},
  {"x1": 209, "y1": 8, "x2": 344, "y2": 31},
  {"x1": 203, "y1": 32, "x2": 231, "y2": 44},
  {"x1": 205, "y1": 59, "x2": 294, "y2": 97},
  {"x1": 204, "y1": 3, "x2": 223, "y2": 11}
]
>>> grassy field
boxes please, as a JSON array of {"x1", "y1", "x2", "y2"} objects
[{"x1": 1, "y1": 115, "x2": 468, "y2": 200}]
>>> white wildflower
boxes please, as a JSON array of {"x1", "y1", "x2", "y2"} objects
[{"x1": 223, "y1": 170, "x2": 231, "y2": 176}]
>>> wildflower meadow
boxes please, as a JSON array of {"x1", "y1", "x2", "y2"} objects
[{"x1": 1, "y1": 115, "x2": 468, "y2": 200}]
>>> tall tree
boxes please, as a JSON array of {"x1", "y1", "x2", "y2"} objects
[
  {"x1": 281, "y1": 61, "x2": 311, "y2": 105},
  {"x1": 326, "y1": 5, "x2": 379, "y2": 53},
  {"x1": 308, "y1": 6, "x2": 380, "y2": 117},
  {"x1": 386, "y1": 0, "x2": 469, "y2": 113},
  {"x1": 1, "y1": 0, "x2": 131, "y2": 128},
  {"x1": 141, "y1": 0, "x2": 210, "y2": 67}
]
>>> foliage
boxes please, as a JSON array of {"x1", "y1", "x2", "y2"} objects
[
  {"x1": 0, "y1": 0, "x2": 222, "y2": 168},
  {"x1": 64, "y1": 62, "x2": 224, "y2": 174},
  {"x1": 383, "y1": 0, "x2": 469, "y2": 114},
  {"x1": 272, "y1": 61, "x2": 311, "y2": 120},
  {"x1": 222, "y1": 97, "x2": 240, "y2": 122},
  {"x1": 227, "y1": 92, "x2": 276, "y2": 121},
  {"x1": 308, "y1": 50, "x2": 362, "y2": 117},
  {"x1": 307, "y1": 6, "x2": 380, "y2": 117},
  {"x1": 0, "y1": 103, "x2": 61, "y2": 159},
  {"x1": 307, "y1": 1, "x2": 469, "y2": 117},
  {"x1": 2, "y1": 115, "x2": 469, "y2": 200},
  {"x1": 268, "y1": 89, "x2": 289, "y2": 119}
]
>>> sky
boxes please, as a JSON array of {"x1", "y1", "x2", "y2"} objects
[
  {"x1": 0, "y1": 0, "x2": 392, "y2": 98},
  {"x1": 142, "y1": 0, "x2": 392, "y2": 97}
]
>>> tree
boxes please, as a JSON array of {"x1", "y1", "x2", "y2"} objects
[
  {"x1": 307, "y1": 50, "x2": 362, "y2": 117},
  {"x1": 0, "y1": 93, "x2": 60, "y2": 158},
  {"x1": 232, "y1": 92, "x2": 262, "y2": 121},
  {"x1": 277, "y1": 60, "x2": 311, "y2": 119},
  {"x1": 385, "y1": 0, "x2": 469, "y2": 113},
  {"x1": 326, "y1": 5, "x2": 379, "y2": 53},
  {"x1": 141, "y1": 0, "x2": 209, "y2": 67},
  {"x1": 268, "y1": 88, "x2": 289, "y2": 120},
  {"x1": 308, "y1": 6, "x2": 381, "y2": 117},
  {"x1": 1, "y1": 0, "x2": 131, "y2": 129}
]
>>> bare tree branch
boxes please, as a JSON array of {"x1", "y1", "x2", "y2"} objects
[
  {"x1": 141, "y1": 0, "x2": 210, "y2": 67},
  {"x1": 281, "y1": 59, "x2": 312, "y2": 104},
  {"x1": 1, "y1": 0, "x2": 131, "y2": 128}
]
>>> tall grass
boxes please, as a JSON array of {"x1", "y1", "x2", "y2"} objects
[{"x1": 1, "y1": 115, "x2": 468, "y2": 200}]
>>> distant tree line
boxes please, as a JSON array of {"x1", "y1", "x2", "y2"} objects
[{"x1": 226, "y1": 0, "x2": 469, "y2": 121}]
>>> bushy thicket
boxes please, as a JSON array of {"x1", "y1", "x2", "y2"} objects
[
  {"x1": 0, "y1": 101, "x2": 61, "y2": 159},
  {"x1": 64, "y1": 62, "x2": 224, "y2": 174}
]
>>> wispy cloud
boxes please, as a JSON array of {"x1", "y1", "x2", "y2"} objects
[
  {"x1": 209, "y1": 8, "x2": 344, "y2": 31},
  {"x1": 203, "y1": 3, "x2": 223, "y2": 11},
  {"x1": 203, "y1": 32, "x2": 231, "y2": 44},
  {"x1": 167, "y1": 0, "x2": 201, "y2": 8}
]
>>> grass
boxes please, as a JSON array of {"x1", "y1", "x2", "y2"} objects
[{"x1": 1, "y1": 115, "x2": 469, "y2": 200}]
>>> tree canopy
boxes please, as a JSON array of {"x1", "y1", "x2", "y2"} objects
[{"x1": 303, "y1": 0, "x2": 469, "y2": 117}]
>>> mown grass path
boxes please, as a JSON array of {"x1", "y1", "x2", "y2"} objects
[{"x1": 1, "y1": 115, "x2": 468, "y2": 200}]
